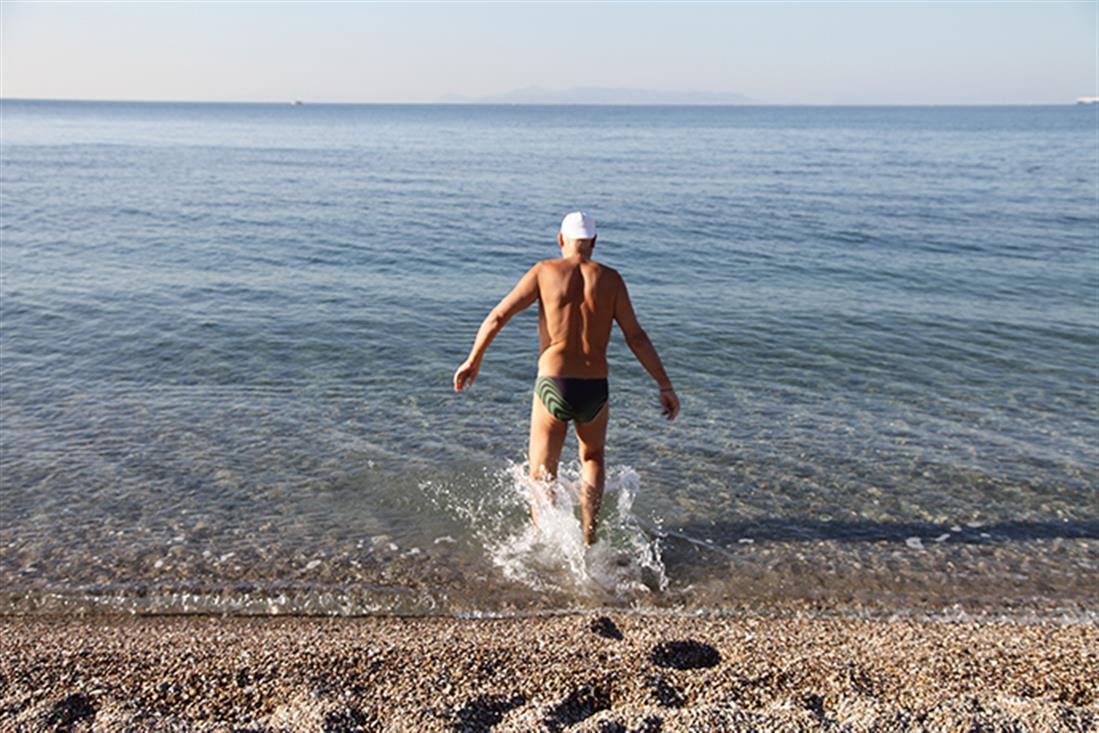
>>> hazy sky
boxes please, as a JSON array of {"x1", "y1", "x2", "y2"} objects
[{"x1": 2, "y1": 1, "x2": 1095, "y2": 104}]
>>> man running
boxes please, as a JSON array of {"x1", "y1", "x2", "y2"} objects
[{"x1": 453, "y1": 211, "x2": 679, "y2": 545}]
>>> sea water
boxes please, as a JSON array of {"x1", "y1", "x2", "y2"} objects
[{"x1": 1, "y1": 100, "x2": 1096, "y2": 616}]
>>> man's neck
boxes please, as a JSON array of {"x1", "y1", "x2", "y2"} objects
[{"x1": 561, "y1": 248, "x2": 592, "y2": 261}]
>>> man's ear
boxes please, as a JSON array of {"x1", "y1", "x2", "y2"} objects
[
  {"x1": 558, "y1": 232, "x2": 565, "y2": 249},
  {"x1": 591, "y1": 235, "x2": 597, "y2": 249}
]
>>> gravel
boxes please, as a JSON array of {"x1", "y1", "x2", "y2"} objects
[{"x1": 1, "y1": 613, "x2": 1096, "y2": 731}]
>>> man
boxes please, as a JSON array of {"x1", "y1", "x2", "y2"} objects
[{"x1": 453, "y1": 211, "x2": 679, "y2": 546}]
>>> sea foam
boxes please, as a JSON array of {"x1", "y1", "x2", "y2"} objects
[{"x1": 423, "y1": 461, "x2": 667, "y2": 601}]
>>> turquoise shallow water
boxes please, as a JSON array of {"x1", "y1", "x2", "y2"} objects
[{"x1": 1, "y1": 100, "x2": 1096, "y2": 615}]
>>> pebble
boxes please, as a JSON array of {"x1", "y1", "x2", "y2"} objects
[{"x1": 1, "y1": 613, "x2": 1093, "y2": 732}]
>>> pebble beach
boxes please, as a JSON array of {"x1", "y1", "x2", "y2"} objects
[{"x1": 2, "y1": 613, "x2": 1096, "y2": 732}]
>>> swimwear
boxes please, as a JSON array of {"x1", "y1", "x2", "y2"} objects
[{"x1": 534, "y1": 376, "x2": 609, "y2": 424}]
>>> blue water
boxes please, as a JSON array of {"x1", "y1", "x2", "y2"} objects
[{"x1": 1, "y1": 100, "x2": 1097, "y2": 616}]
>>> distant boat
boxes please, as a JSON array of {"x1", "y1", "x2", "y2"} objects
[
  {"x1": 292, "y1": 100, "x2": 304, "y2": 106},
  {"x1": 1076, "y1": 96, "x2": 1098, "y2": 105}
]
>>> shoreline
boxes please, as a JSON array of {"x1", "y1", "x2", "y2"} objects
[
  {"x1": 5, "y1": 582, "x2": 1097, "y2": 622},
  {"x1": 3, "y1": 597, "x2": 1099, "y2": 624},
  {"x1": 2, "y1": 612, "x2": 1096, "y2": 731}
]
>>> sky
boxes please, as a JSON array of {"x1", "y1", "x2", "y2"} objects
[{"x1": 1, "y1": 1, "x2": 1096, "y2": 105}]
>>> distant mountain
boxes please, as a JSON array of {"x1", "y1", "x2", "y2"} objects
[{"x1": 438, "y1": 86, "x2": 750, "y2": 105}]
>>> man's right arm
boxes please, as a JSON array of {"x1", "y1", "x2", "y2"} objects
[
  {"x1": 613, "y1": 274, "x2": 680, "y2": 420},
  {"x1": 454, "y1": 262, "x2": 541, "y2": 392}
]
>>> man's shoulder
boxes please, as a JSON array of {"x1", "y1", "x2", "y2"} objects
[
  {"x1": 596, "y1": 262, "x2": 621, "y2": 278},
  {"x1": 592, "y1": 262, "x2": 624, "y2": 286},
  {"x1": 533, "y1": 259, "x2": 622, "y2": 282},
  {"x1": 573, "y1": 259, "x2": 620, "y2": 277}
]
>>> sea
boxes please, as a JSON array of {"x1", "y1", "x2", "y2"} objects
[{"x1": 1, "y1": 100, "x2": 1096, "y2": 619}]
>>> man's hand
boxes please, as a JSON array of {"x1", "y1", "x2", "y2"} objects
[
  {"x1": 453, "y1": 358, "x2": 481, "y2": 392},
  {"x1": 659, "y1": 387, "x2": 680, "y2": 420}
]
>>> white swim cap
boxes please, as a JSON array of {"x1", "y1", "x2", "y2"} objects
[{"x1": 560, "y1": 211, "x2": 597, "y2": 240}]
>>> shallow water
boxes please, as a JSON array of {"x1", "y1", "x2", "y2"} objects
[{"x1": 1, "y1": 100, "x2": 1096, "y2": 616}]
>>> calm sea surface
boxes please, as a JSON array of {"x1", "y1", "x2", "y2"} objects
[{"x1": 1, "y1": 100, "x2": 1097, "y2": 617}]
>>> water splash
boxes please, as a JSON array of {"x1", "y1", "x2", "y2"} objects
[{"x1": 423, "y1": 462, "x2": 667, "y2": 602}]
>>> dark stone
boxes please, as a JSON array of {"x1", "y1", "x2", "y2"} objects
[
  {"x1": 589, "y1": 616, "x2": 624, "y2": 641},
  {"x1": 544, "y1": 685, "x2": 611, "y2": 732},
  {"x1": 649, "y1": 640, "x2": 721, "y2": 670},
  {"x1": 595, "y1": 716, "x2": 663, "y2": 733},
  {"x1": 43, "y1": 693, "x2": 96, "y2": 731},
  {"x1": 802, "y1": 692, "x2": 825, "y2": 717},
  {"x1": 323, "y1": 707, "x2": 370, "y2": 733},
  {"x1": 647, "y1": 675, "x2": 686, "y2": 708},
  {"x1": 452, "y1": 693, "x2": 525, "y2": 732}
]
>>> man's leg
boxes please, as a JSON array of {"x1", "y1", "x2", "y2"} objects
[
  {"x1": 574, "y1": 403, "x2": 608, "y2": 546},
  {"x1": 528, "y1": 393, "x2": 568, "y2": 522}
]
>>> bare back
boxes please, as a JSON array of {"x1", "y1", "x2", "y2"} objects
[
  {"x1": 452, "y1": 219, "x2": 679, "y2": 549},
  {"x1": 535, "y1": 256, "x2": 620, "y2": 379}
]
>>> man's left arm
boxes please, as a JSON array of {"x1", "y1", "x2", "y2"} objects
[{"x1": 453, "y1": 263, "x2": 541, "y2": 392}]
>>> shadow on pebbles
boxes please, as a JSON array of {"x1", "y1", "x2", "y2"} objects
[
  {"x1": 3, "y1": 613, "x2": 1095, "y2": 732},
  {"x1": 483, "y1": 619, "x2": 717, "y2": 733}
]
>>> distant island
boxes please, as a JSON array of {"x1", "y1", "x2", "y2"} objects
[{"x1": 437, "y1": 86, "x2": 750, "y2": 106}]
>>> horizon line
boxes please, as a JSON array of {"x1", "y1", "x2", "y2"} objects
[{"x1": 1, "y1": 96, "x2": 1088, "y2": 108}]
